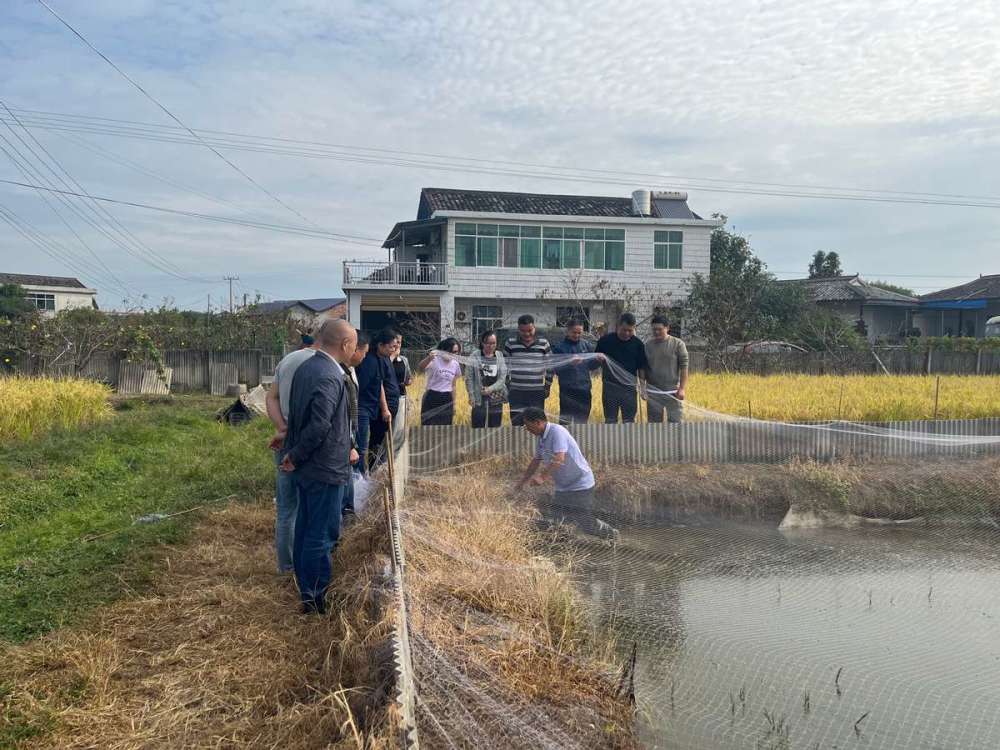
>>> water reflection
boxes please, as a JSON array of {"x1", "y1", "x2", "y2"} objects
[{"x1": 565, "y1": 517, "x2": 1000, "y2": 749}]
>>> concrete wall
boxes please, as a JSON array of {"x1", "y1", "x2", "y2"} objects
[{"x1": 23, "y1": 284, "x2": 97, "y2": 316}]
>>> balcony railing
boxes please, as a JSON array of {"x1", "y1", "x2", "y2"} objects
[{"x1": 343, "y1": 260, "x2": 447, "y2": 288}]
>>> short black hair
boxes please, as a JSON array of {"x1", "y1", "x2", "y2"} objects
[
  {"x1": 565, "y1": 317, "x2": 585, "y2": 329},
  {"x1": 517, "y1": 314, "x2": 535, "y2": 326},
  {"x1": 355, "y1": 330, "x2": 370, "y2": 349},
  {"x1": 437, "y1": 337, "x2": 461, "y2": 353},
  {"x1": 650, "y1": 315, "x2": 670, "y2": 327},
  {"x1": 618, "y1": 312, "x2": 637, "y2": 326},
  {"x1": 374, "y1": 328, "x2": 397, "y2": 347},
  {"x1": 521, "y1": 407, "x2": 547, "y2": 424}
]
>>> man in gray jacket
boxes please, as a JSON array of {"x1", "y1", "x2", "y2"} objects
[
  {"x1": 280, "y1": 319, "x2": 357, "y2": 614},
  {"x1": 643, "y1": 315, "x2": 689, "y2": 423}
]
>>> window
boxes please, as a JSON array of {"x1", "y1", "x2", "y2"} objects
[
  {"x1": 452, "y1": 222, "x2": 626, "y2": 269},
  {"x1": 472, "y1": 305, "x2": 502, "y2": 341},
  {"x1": 654, "y1": 230, "x2": 683, "y2": 269},
  {"x1": 26, "y1": 292, "x2": 55, "y2": 311},
  {"x1": 556, "y1": 306, "x2": 590, "y2": 330},
  {"x1": 477, "y1": 236, "x2": 498, "y2": 267}
]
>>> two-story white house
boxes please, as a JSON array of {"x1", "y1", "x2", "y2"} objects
[
  {"x1": 342, "y1": 187, "x2": 721, "y2": 345},
  {"x1": 0, "y1": 272, "x2": 98, "y2": 315}
]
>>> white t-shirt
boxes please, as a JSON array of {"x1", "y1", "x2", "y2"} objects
[{"x1": 534, "y1": 422, "x2": 595, "y2": 493}]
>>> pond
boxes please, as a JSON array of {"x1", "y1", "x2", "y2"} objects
[{"x1": 571, "y1": 519, "x2": 1000, "y2": 749}]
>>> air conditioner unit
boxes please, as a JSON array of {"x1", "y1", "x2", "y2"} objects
[{"x1": 455, "y1": 311, "x2": 468, "y2": 322}]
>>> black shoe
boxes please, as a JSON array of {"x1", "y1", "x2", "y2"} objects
[
  {"x1": 301, "y1": 601, "x2": 319, "y2": 615},
  {"x1": 314, "y1": 595, "x2": 327, "y2": 615}
]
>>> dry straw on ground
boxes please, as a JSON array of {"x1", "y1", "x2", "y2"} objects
[
  {"x1": 2, "y1": 500, "x2": 399, "y2": 749},
  {"x1": 401, "y1": 467, "x2": 638, "y2": 749}
]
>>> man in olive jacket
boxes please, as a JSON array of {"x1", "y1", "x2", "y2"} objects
[{"x1": 280, "y1": 319, "x2": 358, "y2": 614}]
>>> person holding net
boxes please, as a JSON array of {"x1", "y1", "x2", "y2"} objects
[
  {"x1": 503, "y1": 314, "x2": 552, "y2": 426},
  {"x1": 595, "y1": 312, "x2": 648, "y2": 424},
  {"x1": 643, "y1": 315, "x2": 689, "y2": 423},
  {"x1": 417, "y1": 337, "x2": 463, "y2": 426},
  {"x1": 515, "y1": 406, "x2": 599, "y2": 535},
  {"x1": 465, "y1": 329, "x2": 508, "y2": 428},
  {"x1": 551, "y1": 317, "x2": 600, "y2": 424}
]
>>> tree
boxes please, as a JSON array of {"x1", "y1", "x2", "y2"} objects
[
  {"x1": 0, "y1": 284, "x2": 33, "y2": 319},
  {"x1": 808, "y1": 251, "x2": 843, "y2": 278},
  {"x1": 682, "y1": 223, "x2": 786, "y2": 362},
  {"x1": 869, "y1": 280, "x2": 916, "y2": 297}
]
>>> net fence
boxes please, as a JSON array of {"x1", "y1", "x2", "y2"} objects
[{"x1": 381, "y1": 354, "x2": 1000, "y2": 750}]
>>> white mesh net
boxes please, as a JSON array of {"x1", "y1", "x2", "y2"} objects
[{"x1": 387, "y1": 353, "x2": 1000, "y2": 750}]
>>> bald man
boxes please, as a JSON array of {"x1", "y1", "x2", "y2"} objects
[{"x1": 281, "y1": 318, "x2": 357, "y2": 615}]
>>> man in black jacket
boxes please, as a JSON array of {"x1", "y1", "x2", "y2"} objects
[{"x1": 280, "y1": 319, "x2": 358, "y2": 614}]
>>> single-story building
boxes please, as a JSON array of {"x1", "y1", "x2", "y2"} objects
[
  {"x1": 0, "y1": 272, "x2": 98, "y2": 315},
  {"x1": 776, "y1": 274, "x2": 918, "y2": 341},
  {"x1": 916, "y1": 275, "x2": 1000, "y2": 338},
  {"x1": 253, "y1": 297, "x2": 346, "y2": 328}
]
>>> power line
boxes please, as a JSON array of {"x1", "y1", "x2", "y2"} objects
[
  {"x1": 34, "y1": 0, "x2": 324, "y2": 231},
  {"x1": 6, "y1": 107, "x2": 1000, "y2": 209},
  {"x1": 0, "y1": 102, "x2": 205, "y2": 285},
  {"x1": 0, "y1": 177, "x2": 383, "y2": 244}
]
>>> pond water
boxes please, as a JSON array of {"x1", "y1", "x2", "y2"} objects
[{"x1": 572, "y1": 520, "x2": 1000, "y2": 749}]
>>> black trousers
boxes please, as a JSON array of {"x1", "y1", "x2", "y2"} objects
[
  {"x1": 508, "y1": 389, "x2": 545, "y2": 426},
  {"x1": 471, "y1": 397, "x2": 504, "y2": 428},
  {"x1": 603, "y1": 382, "x2": 637, "y2": 423},
  {"x1": 420, "y1": 390, "x2": 454, "y2": 426},
  {"x1": 559, "y1": 386, "x2": 592, "y2": 425}
]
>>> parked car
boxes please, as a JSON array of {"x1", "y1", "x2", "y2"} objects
[
  {"x1": 986, "y1": 316, "x2": 1000, "y2": 338},
  {"x1": 725, "y1": 341, "x2": 809, "y2": 355}
]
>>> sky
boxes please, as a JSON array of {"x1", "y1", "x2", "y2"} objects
[{"x1": 1, "y1": 0, "x2": 998, "y2": 310}]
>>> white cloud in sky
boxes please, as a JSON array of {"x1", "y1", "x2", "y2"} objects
[{"x1": 0, "y1": 0, "x2": 998, "y2": 307}]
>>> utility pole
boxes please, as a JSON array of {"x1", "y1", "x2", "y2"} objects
[{"x1": 223, "y1": 275, "x2": 239, "y2": 313}]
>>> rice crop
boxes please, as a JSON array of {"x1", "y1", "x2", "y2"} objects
[
  {"x1": 0, "y1": 376, "x2": 110, "y2": 441},
  {"x1": 405, "y1": 372, "x2": 1000, "y2": 425}
]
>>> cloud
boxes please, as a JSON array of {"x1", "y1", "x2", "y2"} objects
[{"x1": 0, "y1": 0, "x2": 998, "y2": 307}]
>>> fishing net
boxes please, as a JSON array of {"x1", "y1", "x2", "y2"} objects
[{"x1": 382, "y1": 352, "x2": 1000, "y2": 750}]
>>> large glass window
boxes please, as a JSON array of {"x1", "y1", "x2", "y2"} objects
[
  {"x1": 477, "y1": 237, "x2": 498, "y2": 266},
  {"x1": 543, "y1": 239, "x2": 562, "y2": 269},
  {"x1": 452, "y1": 222, "x2": 626, "y2": 269},
  {"x1": 26, "y1": 292, "x2": 56, "y2": 311},
  {"x1": 654, "y1": 230, "x2": 683, "y2": 270}
]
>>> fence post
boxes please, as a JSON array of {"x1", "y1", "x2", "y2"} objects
[
  {"x1": 205, "y1": 350, "x2": 212, "y2": 395},
  {"x1": 976, "y1": 348, "x2": 983, "y2": 375}
]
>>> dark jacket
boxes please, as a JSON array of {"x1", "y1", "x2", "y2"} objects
[
  {"x1": 551, "y1": 338, "x2": 599, "y2": 392},
  {"x1": 285, "y1": 351, "x2": 351, "y2": 485}
]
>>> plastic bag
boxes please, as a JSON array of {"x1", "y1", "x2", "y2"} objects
[{"x1": 352, "y1": 472, "x2": 373, "y2": 514}]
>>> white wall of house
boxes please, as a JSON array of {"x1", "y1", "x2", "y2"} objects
[{"x1": 23, "y1": 284, "x2": 97, "y2": 316}]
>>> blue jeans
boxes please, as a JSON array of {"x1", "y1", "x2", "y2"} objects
[
  {"x1": 274, "y1": 450, "x2": 297, "y2": 573},
  {"x1": 356, "y1": 412, "x2": 372, "y2": 476},
  {"x1": 291, "y1": 475, "x2": 345, "y2": 606}
]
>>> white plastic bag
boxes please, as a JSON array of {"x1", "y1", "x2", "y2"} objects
[{"x1": 352, "y1": 472, "x2": 373, "y2": 514}]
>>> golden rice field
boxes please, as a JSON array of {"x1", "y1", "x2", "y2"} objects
[
  {"x1": 406, "y1": 373, "x2": 1000, "y2": 425},
  {"x1": 0, "y1": 376, "x2": 111, "y2": 441}
]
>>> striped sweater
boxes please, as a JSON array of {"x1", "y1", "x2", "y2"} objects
[{"x1": 503, "y1": 336, "x2": 552, "y2": 392}]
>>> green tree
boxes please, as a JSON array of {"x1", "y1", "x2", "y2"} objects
[
  {"x1": 0, "y1": 284, "x2": 32, "y2": 319},
  {"x1": 808, "y1": 250, "x2": 843, "y2": 278}
]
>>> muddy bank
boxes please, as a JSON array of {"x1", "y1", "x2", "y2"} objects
[{"x1": 593, "y1": 456, "x2": 1000, "y2": 527}]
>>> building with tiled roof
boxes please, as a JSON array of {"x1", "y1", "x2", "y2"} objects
[
  {"x1": 0, "y1": 272, "x2": 97, "y2": 315},
  {"x1": 916, "y1": 275, "x2": 1000, "y2": 338},
  {"x1": 343, "y1": 187, "x2": 720, "y2": 344}
]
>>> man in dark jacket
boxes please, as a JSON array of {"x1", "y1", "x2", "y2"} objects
[
  {"x1": 551, "y1": 318, "x2": 600, "y2": 424},
  {"x1": 595, "y1": 312, "x2": 648, "y2": 424},
  {"x1": 280, "y1": 319, "x2": 357, "y2": 614}
]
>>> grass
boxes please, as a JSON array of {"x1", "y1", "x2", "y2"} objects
[
  {"x1": 1, "y1": 499, "x2": 399, "y2": 749},
  {"x1": 0, "y1": 377, "x2": 110, "y2": 441},
  {"x1": 402, "y1": 468, "x2": 637, "y2": 748},
  {"x1": 0, "y1": 395, "x2": 273, "y2": 643},
  {"x1": 406, "y1": 372, "x2": 1000, "y2": 425}
]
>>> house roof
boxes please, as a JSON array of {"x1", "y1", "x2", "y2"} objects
[
  {"x1": 919, "y1": 275, "x2": 1000, "y2": 303},
  {"x1": 254, "y1": 297, "x2": 345, "y2": 314},
  {"x1": 0, "y1": 272, "x2": 90, "y2": 289},
  {"x1": 415, "y1": 187, "x2": 702, "y2": 221},
  {"x1": 778, "y1": 275, "x2": 918, "y2": 305}
]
